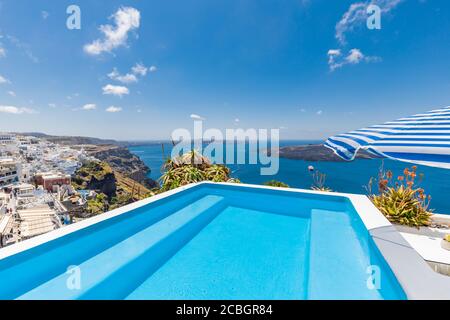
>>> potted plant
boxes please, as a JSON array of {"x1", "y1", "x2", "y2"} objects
[
  {"x1": 441, "y1": 234, "x2": 450, "y2": 251},
  {"x1": 368, "y1": 166, "x2": 432, "y2": 228}
]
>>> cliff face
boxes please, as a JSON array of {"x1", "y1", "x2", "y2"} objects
[
  {"x1": 72, "y1": 161, "x2": 117, "y2": 197},
  {"x1": 72, "y1": 161, "x2": 153, "y2": 215},
  {"x1": 85, "y1": 145, "x2": 158, "y2": 189}
]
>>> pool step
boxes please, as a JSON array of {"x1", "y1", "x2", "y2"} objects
[
  {"x1": 18, "y1": 195, "x2": 226, "y2": 300},
  {"x1": 307, "y1": 209, "x2": 374, "y2": 299}
]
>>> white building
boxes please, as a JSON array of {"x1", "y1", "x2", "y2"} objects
[
  {"x1": 12, "y1": 183, "x2": 35, "y2": 198},
  {"x1": 0, "y1": 215, "x2": 18, "y2": 247},
  {"x1": 0, "y1": 192, "x2": 8, "y2": 215},
  {"x1": 17, "y1": 205, "x2": 61, "y2": 240},
  {"x1": 0, "y1": 158, "x2": 21, "y2": 187},
  {"x1": 0, "y1": 133, "x2": 16, "y2": 145}
]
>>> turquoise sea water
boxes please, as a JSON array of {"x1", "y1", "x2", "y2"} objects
[{"x1": 129, "y1": 140, "x2": 450, "y2": 215}]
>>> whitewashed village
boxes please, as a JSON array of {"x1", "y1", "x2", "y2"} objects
[
  {"x1": 0, "y1": 132, "x2": 155, "y2": 248},
  {"x1": 0, "y1": 133, "x2": 95, "y2": 247}
]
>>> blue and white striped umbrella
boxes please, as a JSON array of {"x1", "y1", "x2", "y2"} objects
[{"x1": 325, "y1": 106, "x2": 450, "y2": 169}]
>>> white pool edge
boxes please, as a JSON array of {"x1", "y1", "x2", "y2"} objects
[{"x1": 1, "y1": 181, "x2": 449, "y2": 300}]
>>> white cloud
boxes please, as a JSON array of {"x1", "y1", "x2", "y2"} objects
[
  {"x1": 335, "y1": 0, "x2": 402, "y2": 45},
  {"x1": 346, "y1": 48, "x2": 364, "y2": 64},
  {"x1": 106, "y1": 106, "x2": 122, "y2": 113},
  {"x1": 131, "y1": 63, "x2": 148, "y2": 76},
  {"x1": 108, "y1": 63, "x2": 152, "y2": 84},
  {"x1": 66, "y1": 93, "x2": 80, "y2": 100},
  {"x1": 327, "y1": 48, "x2": 380, "y2": 71},
  {"x1": 48, "y1": 103, "x2": 56, "y2": 108},
  {"x1": 0, "y1": 105, "x2": 36, "y2": 114},
  {"x1": 327, "y1": 49, "x2": 341, "y2": 56},
  {"x1": 0, "y1": 75, "x2": 10, "y2": 84},
  {"x1": 6, "y1": 35, "x2": 39, "y2": 63},
  {"x1": 190, "y1": 114, "x2": 205, "y2": 121},
  {"x1": 300, "y1": 108, "x2": 306, "y2": 112},
  {"x1": 102, "y1": 84, "x2": 129, "y2": 97},
  {"x1": 108, "y1": 68, "x2": 138, "y2": 84},
  {"x1": 82, "y1": 103, "x2": 97, "y2": 111},
  {"x1": 7, "y1": 91, "x2": 15, "y2": 97},
  {"x1": 316, "y1": 110, "x2": 323, "y2": 115},
  {"x1": 234, "y1": 118, "x2": 240, "y2": 123},
  {"x1": 84, "y1": 7, "x2": 140, "y2": 55},
  {"x1": 327, "y1": 49, "x2": 342, "y2": 71},
  {"x1": 41, "y1": 11, "x2": 49, "y2": 19},
  {"x1": 0, "y1": 47, "x2": 6, "y2": 58}
]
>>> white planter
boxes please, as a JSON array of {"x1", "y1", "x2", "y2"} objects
[{"x1": 441, "y1": 239, "x2": 450, "y2": 251}]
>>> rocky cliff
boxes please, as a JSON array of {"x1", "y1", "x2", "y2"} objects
[
  {"x1": 72, "y1": 161, "x2": 153, "y2": 215},
  {"x1": 83, "y1": 145, "x2": 158, "y2": 189},
  {"x1": 72, "y1": 161, "x2": 117, "y2": 197}
]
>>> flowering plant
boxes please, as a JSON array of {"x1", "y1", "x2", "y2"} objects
[{"x1": 368, "y1": 165, "x2": 432, "y2": 227}]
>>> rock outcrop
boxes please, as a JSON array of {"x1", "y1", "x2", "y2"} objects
[
  {"x1": 82, "y1": 145, "x2": 158, "y2": 189},
  {"x1": 72, "y1": 161, "x2": 117, "y2": 197},
  {"x1": 72, "y1": 161, "x2": 153, "y2": 215}
]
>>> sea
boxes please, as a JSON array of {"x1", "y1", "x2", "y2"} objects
[{"x1": 129, "y1": 140, "x2": 450, "y2": 215}]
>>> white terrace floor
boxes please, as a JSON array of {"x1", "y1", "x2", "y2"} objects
[{"x1": 396, "y1": 214, "x2": 450, "y2": 276}]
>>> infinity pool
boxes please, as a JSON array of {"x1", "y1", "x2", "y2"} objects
[{"x1": 0, "y1": 183, "x2": 407, "y2": 300}]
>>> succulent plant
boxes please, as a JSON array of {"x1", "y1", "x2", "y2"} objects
[
  {"x1": 159, "y1": 151, "x2": 236, "y2": 192},
  {"x1": 369, "y1": 165, "x2": 432, "y2": 228}
]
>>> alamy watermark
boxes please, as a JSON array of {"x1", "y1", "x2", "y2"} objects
[
  {"x1": 367, "y1": 4, "x2": 382, "y2": 30},
  {"x1": 171, "y1": 121, "x2": 280, "y2": 175},
  {"x1": 66, "y1": 265, "x2": 81, "y2": 290},
  {"x1": 66, "y1": 5, "x2": 81, "y2": 30},
  {"x1": 366, "y1": 265, "x2": 381, "y2": 290}
]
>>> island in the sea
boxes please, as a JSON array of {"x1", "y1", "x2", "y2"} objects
[{"x1": 272, "y1": 144, "x2": 378, "y2": 162}]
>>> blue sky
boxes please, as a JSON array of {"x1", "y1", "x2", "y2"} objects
[{"x1": 0, "y1": 0, "x2": 449, "y2": 140}]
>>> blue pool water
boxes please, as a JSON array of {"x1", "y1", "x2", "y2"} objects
[
  {"x1": 129, "y1": 140, "x2": 450, "y2": 214},
  {"x1": 0, "y1": 183, "x2": 406, "y2": 300}
]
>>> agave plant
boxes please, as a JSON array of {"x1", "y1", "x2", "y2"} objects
[
  {"x1": 310, "y1": 169, "x2": 332, "y2": 192},
  {"x1": 172, "y1": 150, "x2": 211, "y2": 168},
  {"x1": 204, "y1": 165, "x2": 230, "y2": 182},
  {"x1": 368, "y1": 165, "x2": 432, "y2": 227},
  {"x1": 159, "y1": 151, "x2": 236, "y2": 191}
]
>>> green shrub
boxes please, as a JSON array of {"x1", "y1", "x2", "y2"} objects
[
  {"x1": 87, "y1": 193, "x2": 109, "y2": 215},
  {"x1": 263, "y1": 180, "x2": 289, "y2": 188}
]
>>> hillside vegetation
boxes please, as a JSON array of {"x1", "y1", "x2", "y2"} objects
[{"x1": 73, "y1": 161, "x2": 153, "y2": 215}]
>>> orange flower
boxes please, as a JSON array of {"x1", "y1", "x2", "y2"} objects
[
  {"x1": 403, "y1": 168, "x2": 409, "y2": 176},
  {"x1": 411, "y1": 165, "x2": 417, "y2": 171},
  {"x1": 386, "y1": 170, "x2": 393, "y2": 179},
  {"x1": 397, "y1": 176, "x2": 404, "y2": 181}
]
